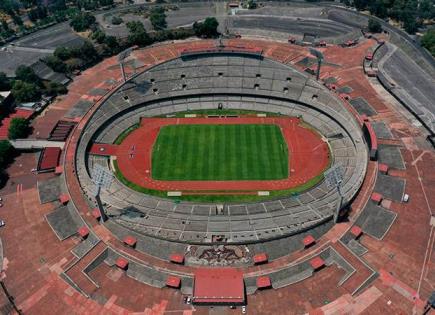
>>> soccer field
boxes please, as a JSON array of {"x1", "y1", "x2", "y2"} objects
[{"x1": 151, "y1": 124, "x2": 289, "y2": 181}]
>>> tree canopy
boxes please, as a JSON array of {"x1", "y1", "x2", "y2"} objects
[
  {"x1": 70, "y1": 12, "x2": 96, "y2": 32},
  {"x1": 11, "y1": 80, "x2": 41, "y2": 102},
  {"x1": 127, "y1": 21, "x2": 152, "y2": 46},
  {"x1": 15, "y1": 66, "x2": 41, "y2": 86},
  {"x1": 346, "y1": 0, "x2": 435, "y2": 35},
  {"x1": 193, "y1": 17, "x2": 219, "y2": 38},
  {"x1": 149, "y1": 7, "x2": 167, "y2": 31},
  {"x1": 421, "y1": 29, "x2": 435, "y2": 57},
  {"x1": 0, "y1": 72, "x2": 10, "y2": 91},
  {"x1": 8, "y1": 117, "x2": 30, "y2": 140},
  {"x1": 0, "y1": 140, "x2": 14, "y2": 168},
  {"x1": 368, "y1": 18, "x2": 382, "y2": 33}
]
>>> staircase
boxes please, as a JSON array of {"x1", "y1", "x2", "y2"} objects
[
  {"x1": 64, "y1": 242, "x2": 107, "y2": 297},
  {"x1": 332, "y1": 241, "x2": 377, "y2": 295}
]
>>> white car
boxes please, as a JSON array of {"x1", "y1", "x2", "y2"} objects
[
  {"x1": 0, "y1": 220, "x2": 5, "y2": 227},
  {"x1": 242, "y1": 306, "x2": 246, "y2": 314},
  {"x1": 402, "y1": 194, "x2": 410, "y2": 203}
]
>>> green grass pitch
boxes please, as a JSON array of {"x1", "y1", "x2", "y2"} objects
[{"x1": 151, "y1": 124, "x2": 288, "y2": 181}]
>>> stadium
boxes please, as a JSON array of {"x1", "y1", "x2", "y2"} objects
[{"x1": 0, "y1": 2, "x2": 434, "y2": 315}]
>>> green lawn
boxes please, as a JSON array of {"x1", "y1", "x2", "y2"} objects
[{"x1": 151, "y1": 124, "x2": 288, "y2": 181}]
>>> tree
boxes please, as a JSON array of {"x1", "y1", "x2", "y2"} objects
[
  {"x1": 0, "y1": 140, "x2": 14, "y2": 168},
  {"x1": 45, "y1": 81, "x2": 67, "y2": 96},
  {"x1": 12, "y1": 15, "x2": 23, "y2": 26},
  {"x1": 149, "y1": 7, "x2": 167, "y2": 30},
  {"x1": 111, "y1": 16, "x2": 123, "y2": 25},
  {"x1": 246, "y1": 0, "x2": 257, "y2": 9},
  {"x1": 50, "y1": 0, "x2": 67, "y2": 12},
  {"x1": 70, "y1": 12, "x2": 96, "y2": 32},
  {"x1": 43, "y1": 56, "x2": 67, "y2": 73},
  {"x1": 54, "y1": 46, "x2": 72, "y2": 61},
  {"x1": 403, "y1": 12, "x2": 418, "y2": 34},
  {"x1": 353, "y1": 0, "x2": 368, "y2": 11},
  {"x1": 193, "y1": 17, "x2": 219, "y2": 38},
  {"x1": 91, "y1": 29, "x2": 107, "y2": 44},
  {"x1": 8, "y1": 117, "x2": 30, "y2": 140},
  {"x1": 21, "y1": 0, "x2": 38, "y2": 8},
  {"x1": 99, "y1": 0, "x2": 114, "y2": 6},
  {"x1": 369, "y1": 0, "x2": 388, "y2": 19},
  {"x1": 421, "y1": 30, "x2": 435, "y2": 56},
  {"x1": 28, "y1": 6, "x2": 48, "y2": 22},
  {"x1": 127, "y1": 21, "x2": 152, "y2": 46},
  {"x1": 0, "y1": 72, "x2": 10, "y2": 91},
  {"x1": 11, "y1": 80, "x2": 41, "y2": 102},
  {"x1": 104, "y1": 35, "x2": 121, "y2": 55},
  {"x1": 79, "y1": 41, "x2": 101, "y2": 65},
  {"x1": 0, "y1": 0, "x2": 20, "y2": 16},
  {"x1": 418, "y1": 0, "x2": 435, "y2": 20},
  {"x1": 368, "y1": 18, "x2": 382, "y2": 33},
  {"x1": 15, "y1": 66, "x2": 42, "y2": 86}
]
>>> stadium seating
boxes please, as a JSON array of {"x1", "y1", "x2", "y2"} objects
[{"x1": 74, "y1": 52, "x2": 367, "y2": 248}]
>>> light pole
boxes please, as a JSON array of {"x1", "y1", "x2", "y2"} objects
[
  {"x1": 324, "y1": 164, "x2": 344, "y2": 223},
  {"x1": 309, "y1": 48, "x2": 324, "y2": 81},
  {"x1": 117, "y1": 47, "x2": 133, "y2": 83}
]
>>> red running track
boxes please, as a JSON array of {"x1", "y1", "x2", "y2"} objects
[{"x1": 90, "y1": 117, "x2": 330, "y2": 191}]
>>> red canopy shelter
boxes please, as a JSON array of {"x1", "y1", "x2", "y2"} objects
[
  {"x1": 371, "y1": 192, "x2": 383, "y2": 204},
  {"x1": 59, "y1": 193, "x2": 70, "y2": 204},
  {"x1": 169, "y1": 253, "x2": 184, "y2": 264},
  {"x1": 378, "y1": 163, "x2": 389, "y2": 174},
  {"x1": 193, "y1": 268, "x2": 244, "y2": 305},
  {"x1": 350, "y1": 225, "x2": 363, "y2": 239},
  {"x1": 92, "y1": 208, "x2": 101, "y2": 219},
  {"x1": 302, "y1": 235, "x2": 316, "y2": 247},
  {"x1": 115, "y1": 257, "x2": 129, "y2": 269},
  {"x1": 310, "y1": 257, "x2": 325, "y2": 270},
  {"x1": 256, "y1": 276, "x2": 272, "y2": 289},
  {"x1": 253, "y1": 253, "x2": 268, "y2": 265},
  {"x1": 166, "y1": 275, "x2": 181, "y2": 288},
  {"x1": 123, "y1": 235, "x2": 137, "y2": 247},
  {"x1": 77, "y1": 226, "x2": 89, "y2": 238}
]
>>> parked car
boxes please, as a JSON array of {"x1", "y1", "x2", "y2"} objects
[{"x1": 0, "y1": 220, "x2": 5, "y2": 227}]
